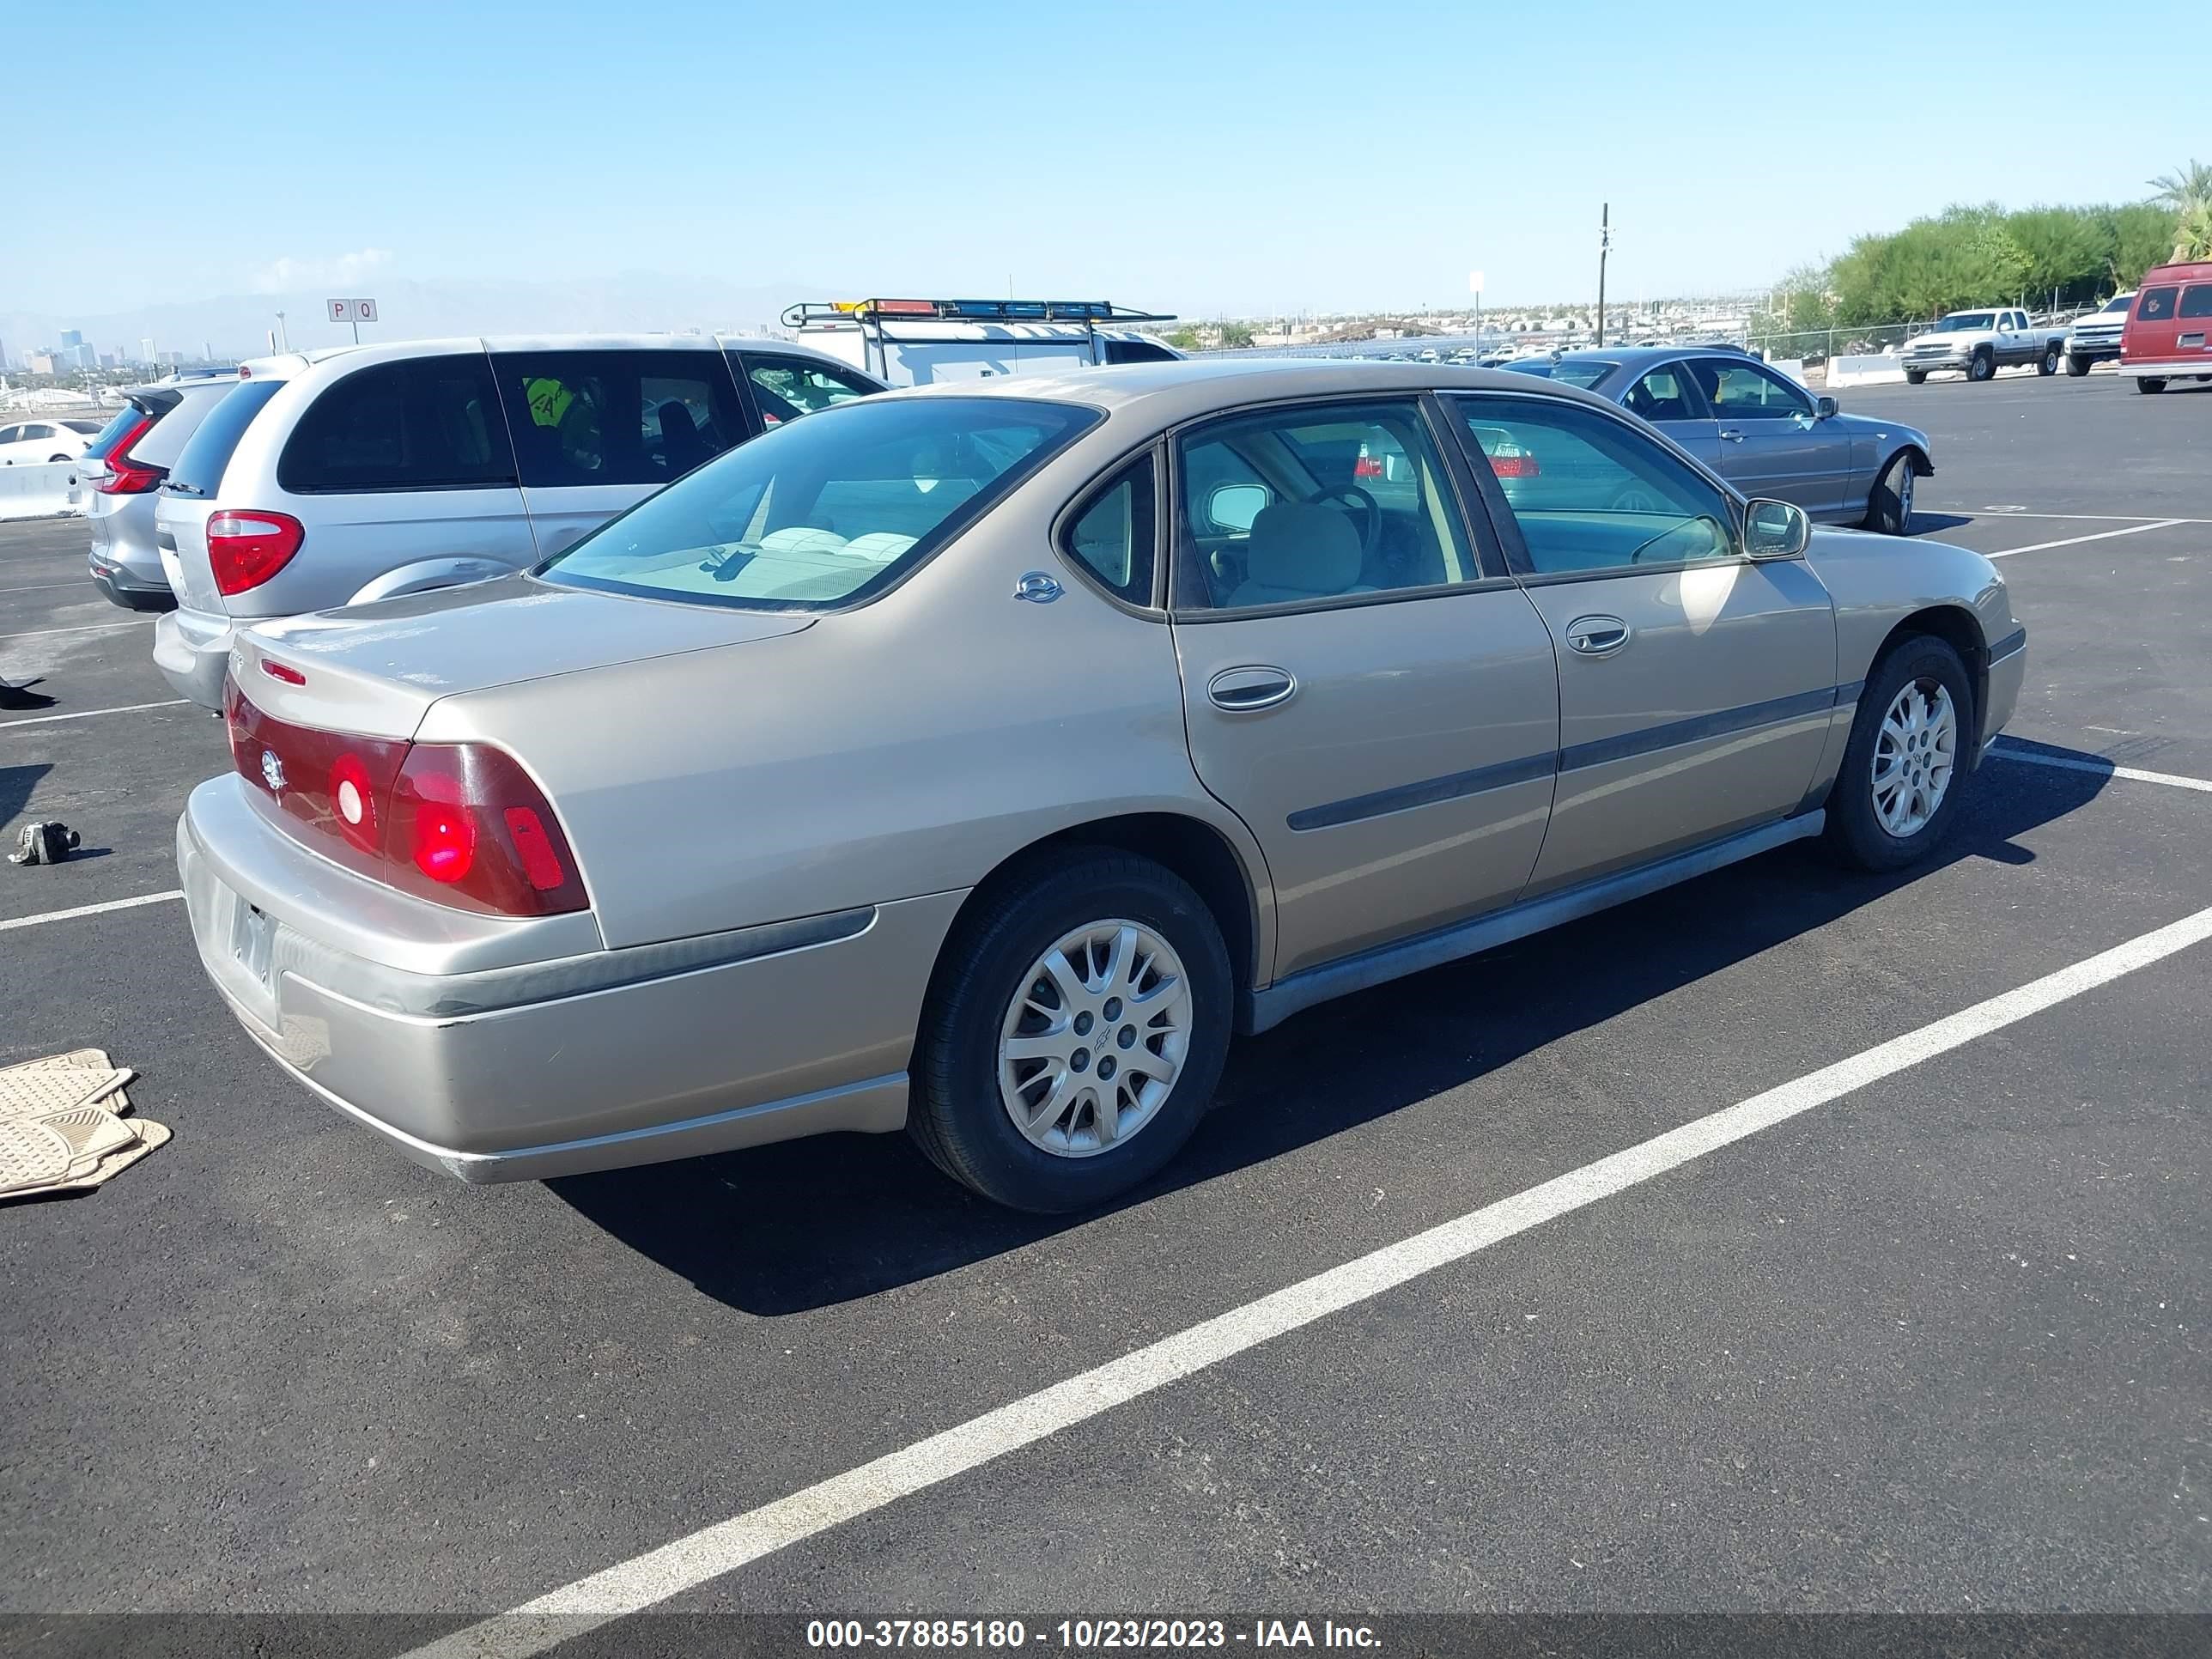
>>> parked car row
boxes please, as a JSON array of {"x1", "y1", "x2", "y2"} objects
[
  {"x1": 1898, "y1": 262, "x2": 2212, "y2": 392},
  {"x1": 176, "y1": 358, "x2": 2025, "y2": 1211}
]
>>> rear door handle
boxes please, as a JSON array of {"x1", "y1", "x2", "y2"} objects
[
  {"x1": 1564, "y1": 616, "x2": 1631, "y2": 656},
  {"x1": 1717, "y1": 428, "x2": 1746, "y2": 443},
  {"x1": 1207, "y1": 665, "x2": 1297, "y2": 712}
]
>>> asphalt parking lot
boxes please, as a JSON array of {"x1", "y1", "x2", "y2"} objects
[{"x1": 3, "y1": 372, "x2": 2209, "y2": 1649}]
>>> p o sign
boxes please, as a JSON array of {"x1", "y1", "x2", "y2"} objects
[{"x1": 327, "y1": 298, "x2": 379, "y2": 323}]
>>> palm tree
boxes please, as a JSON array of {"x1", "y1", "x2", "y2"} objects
[{"x1": 2148, "y1": 160, "x2": 2212, "y2": 260}]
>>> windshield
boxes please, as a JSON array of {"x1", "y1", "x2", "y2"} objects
[
  {"x1": 541, "y1": 395, "x2": 1100, "y2": 611},
  {"x1": 1933, "y1": 313, "x2": 1996, "y2": 331},
  {"x1": 2104, "y1": 294, "x2": 2134, "y2": 313}
]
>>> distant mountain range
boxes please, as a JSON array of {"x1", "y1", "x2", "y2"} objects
[{"x1": 2, "y1": 272, "x2": 839, "y2": 363}]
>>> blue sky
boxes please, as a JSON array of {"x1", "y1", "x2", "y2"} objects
[{"x1": 3, "y1": 0, "x2": 2200, "y2": 320}]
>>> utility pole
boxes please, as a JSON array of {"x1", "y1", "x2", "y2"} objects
[
  {"x1": 1595, "y1": 203, "x2": 1611, "y2": 348},
  {"x1": 274, "y1": 311, "x2": 289, "y2": 352}
]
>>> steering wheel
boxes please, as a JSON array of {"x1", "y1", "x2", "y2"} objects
[
  {"x1": 1609, "y1": 483, "x2": 1666, "y2": 514},
  {"x1": 1304, "y1": 484, "x2": 1381, "y2": 556}
]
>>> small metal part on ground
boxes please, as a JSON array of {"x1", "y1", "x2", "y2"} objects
[
  {"x1": 0, "y1": 1049, "x2": 167, "y2": 1202},
  {"x1": 9, "y1": 823, "x2": 82, "y2": 865}
]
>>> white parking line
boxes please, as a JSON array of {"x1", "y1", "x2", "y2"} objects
[
  {"x1": 0, "y1": 617, "x2": 156, "y2": 641},
  {"x1": 1988, "y1": 520, "x2": 2184, "y2": 559},
  {"x1": 0, "y1": 890, "x2": 184, "y2": 933},
  {"x1": 400, "y1": 902, "x2": 2212, "y2": 1658},
  {"x1": 1992, "y1": 740, "x2": 2212, "y2": 794},
  {"x1": 0, "y1": 580, "x2": 96, "y2": 594},
  {"x1": 0, "y1": 698, "x2": 191, "y2": 730},
  {"x1": 1978, "y1": 509, "x2": 2212, "y2": 522}
]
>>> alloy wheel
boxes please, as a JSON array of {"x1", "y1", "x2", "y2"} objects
[
  {"x1": 1871, "y1": 678, "x2": 1957, "y2": 838},
  {"x1": 998, "y1": 920, "x2": 1193, "y2": 1158}
]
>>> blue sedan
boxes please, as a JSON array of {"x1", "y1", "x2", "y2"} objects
[{"x1": 1503, "y1": 347, "x2": 1933, "y2": 534}]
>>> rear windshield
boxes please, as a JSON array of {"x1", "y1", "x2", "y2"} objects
[
  {"x1": 164, "y1": 380, "x2": 284, "y2": 498},
  {"x1": 542, "y1": 396, "x2": 1098, "y2": 611},
  {"x1": 83, "y1": 404, "x2": 152, "y2": 461},
  {"x1": 2134, "y1": 288, "x2": 2178, "y2": 322},
  {"x1": 131, "y1": 382, "x2": 239, "y2": 469},
  {"x1": 1506, "y1": 358, "x2": 1615, "y2": 389}
]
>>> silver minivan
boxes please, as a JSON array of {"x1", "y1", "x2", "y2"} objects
[{"x1": 153, "y1": 334, "x2": 883, "y2": 708}]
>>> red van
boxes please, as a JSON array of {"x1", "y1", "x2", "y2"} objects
[{"x1": 2118, "y1": 260, "x2": 2212, "y2": 392}]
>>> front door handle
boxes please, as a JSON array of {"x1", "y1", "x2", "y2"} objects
[
  {"x1": 1717, "y1": 428, "x2": 1746, "y2": 443},
  {"x1": 1207, "y1": 665, "x2": 1297, "y2": 712},
  {"x1": 1564, "y1": 616, "x2": 1631, "y2": 656}
]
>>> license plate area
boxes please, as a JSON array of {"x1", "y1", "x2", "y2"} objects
[{"x1": 228, "y1": 896, "x2": 280, "y2": 1027}]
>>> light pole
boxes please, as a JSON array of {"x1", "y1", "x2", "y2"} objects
[
  {"x1": 1595, "y1": 204, "x2": 1611, "y2": 348},
  {"x1": 274, "y1": 311, "x2": 289, "y2": 352}
]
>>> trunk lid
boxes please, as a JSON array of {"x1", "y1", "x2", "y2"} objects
[{"x1": 233, "y1": 574, "x2": 813, "y2": 738}]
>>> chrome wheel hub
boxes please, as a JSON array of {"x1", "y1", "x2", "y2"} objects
[
  {"x1": 1872, "y1": 678, "x2": 1957, "y2": 838},
  {"x1": 999, "y1": 920, "x2": 1191, "y2": 1158},
  {"x1": 1896, "y1": 466, "x2": 1913, "y2": 523}
]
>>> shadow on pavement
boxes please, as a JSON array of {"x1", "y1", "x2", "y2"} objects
[
  {"x1": 553, "y1": 750, "x2": 2112, "y2": 1316},
  {"x1": 1, "y1": 761, "x2": 53, "y2": 829},
  {"x1": 1905, "y1": 513, "x2": 1975, "y2": 536}
]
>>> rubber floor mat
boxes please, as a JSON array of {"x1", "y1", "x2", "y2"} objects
[{"x1": 0, "y1": 1048, "x2": 167, "y2": 1202}]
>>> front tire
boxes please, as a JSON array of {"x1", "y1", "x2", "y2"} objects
[
  {"x1": 1904, "y1": 369, "x2": 1928, "y2": 386},
  {"x1": 1863, "y1": 452, "x2": 1917, "y2": 535},
  {"x1": 1825, "y1": 637, "x2": 1974, "y2": 872},
  {"x1": 910, "y1": 849, "x2": 1233, "y2": 1212},
  {"x1": 2136, "y1": 378, "x2": 2166, "y2": 394},
  {"x1": 2039, "y1": 343, "x2": 2061, "y2": 375},
  {"x1": 2064, "y1": 352, "x2": 2091, "y2": 376},
  {"x1": 1967, "y1": 349, "x2": 1995, "y2": 382}
]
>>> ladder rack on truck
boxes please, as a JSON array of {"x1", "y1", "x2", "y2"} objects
[{"x1": 781, "y1": 299, "x2": 1182, "y2": 385}]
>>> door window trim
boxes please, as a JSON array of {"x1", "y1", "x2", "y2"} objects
[
  {"x1": 1050, "y1": 440, "x2": 1170, "y2": 616},
  {"x1": 1437, "y1": 389, "x2": 1764, "y2": 586},
  {"x1": 1162, "y1": 390, "x2": 1516, "y2": 624}
]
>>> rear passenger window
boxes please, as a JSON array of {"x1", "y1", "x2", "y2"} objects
[
  {"x1": 279, "y1": 357, "x2": 514, "y2": 493},
  {"x1": 2137, "y1": 287, "x2": 2179, "y2": 322},
  {"x1": 2178, "y1": 285, "x2": 2212, "y2": 320},
  {"x1": 1061, "y1": 454, "x2": 1156, "y2": 605},
  {"x1": 494, "y1": 350, "x2": 743, "y2": 488}
]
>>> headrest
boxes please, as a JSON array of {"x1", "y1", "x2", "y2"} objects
[{"x1": 1243, "y1": 501, "x2": 1363, "y2": 595}]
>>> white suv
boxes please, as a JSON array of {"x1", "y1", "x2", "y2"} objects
[{"x1": 152, "y1": 335, "x2": 882, "y2": 708}]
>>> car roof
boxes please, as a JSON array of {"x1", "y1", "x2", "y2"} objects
[{"x1": 870, "y1": 356, "x2": 1630, "y2": 425}]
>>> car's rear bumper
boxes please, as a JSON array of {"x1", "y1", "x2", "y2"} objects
[
  {"x1": 2116, "y1": 359, "x2": 2212, "y2": 377},
  {"x1": 153, "y1": 605, "x2": 234, "y2": 708},
  {"x1": 178, "y1": 775, "x2": 963, "y2": 1182},
  {"x1": 88, "y1": 557, "x2": 173, "y2": 611}
]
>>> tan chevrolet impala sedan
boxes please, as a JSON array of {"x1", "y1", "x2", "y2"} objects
[{"x1": 179, "y1": 361, "x2": 2025, "y2": 1211}]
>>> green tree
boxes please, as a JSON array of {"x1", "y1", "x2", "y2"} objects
[
  {"x1": 2104, "y1": 202, "x2": 2182, "y2": 286},
  {"x1": 1163, "y1": 326, "x2": 1203, "y2": 351},
  {"x1": 2002, "y1": 206, "x2": 2112, "y2": 306},
  {"x1": 2148, "y1": 159, "x2": 2212, "y2": 256},
  {"x1": 1216, "y1": 320, "x2": 1255, "y2": 349}
]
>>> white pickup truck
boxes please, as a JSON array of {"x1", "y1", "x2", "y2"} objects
[{"x1": 1899, "y1": 308, "x2": 2069, "y2": 383}]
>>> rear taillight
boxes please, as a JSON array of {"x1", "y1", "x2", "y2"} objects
[
  {"x1": 1487, "y1": 452, "x2": 1540, "y2": 478},
  {"x1": 227, "y1": 683, "x2": 586, "y2": 917},
  {"x1": 94, "y1": 415, "x2": 163, "y2": 495},
  {"x1": 209, "y1": 510, "x2": 305, "y2": 594}
]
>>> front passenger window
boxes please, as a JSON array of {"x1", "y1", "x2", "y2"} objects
[{"x1": 1452, "y1": 396, "x2": 1736, "y2": 575}]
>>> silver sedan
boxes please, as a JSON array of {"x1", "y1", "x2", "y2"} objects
[
  {"x1": 179, "y1": 361, "x2": 2022, "y2": 1212},
  {"x1": 1504, "y1": 347, "x2": 1934, "y2": 535}
]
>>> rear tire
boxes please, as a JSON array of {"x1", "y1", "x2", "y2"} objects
[
  {"x1": 1967, "y1": 349, "x2": 1995, "y2": 382},
  {"x1": 1863, "y1": 452, "x2": 1916, "y2": 535},
  {"x1": 909, "y1": 849, "x2": 1233, "y2": 1212},
  {"x1": 1824, "y1": 636, "x2": 1975, "y2": 873},
  {"x1": 2063, "y1": 352, "x2": 2091, "y2": 376},
  {"x1": 1904, "y1": 369, "x2": 1928, "y2": 386},
  {"x1": 2039, "y1": 343, "x2": 2062, "y2": 375},
  {"x1": 2136, "y1": 378, "x2": 2166, "y2": 394}
]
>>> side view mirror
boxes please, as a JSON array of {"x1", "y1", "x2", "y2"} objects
[
  {"x1": 1814, "y1": 395, "x2": 1839, "y2": 420},
  {"x1": 1207, "y1": 483, "x2": 1269, "y2": 534},
  {"x1": 1743, "y1": 499, "x2": 1810, "y2": 560}
]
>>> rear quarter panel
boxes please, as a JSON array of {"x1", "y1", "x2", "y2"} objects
[{"x1": 414, "y1": 419, "x2": 1274, "y2": 960}]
